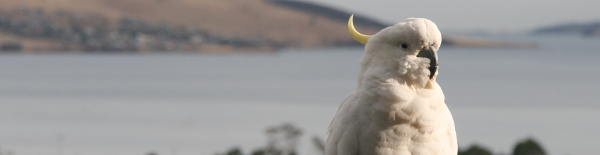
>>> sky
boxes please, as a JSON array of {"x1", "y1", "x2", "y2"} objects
[{"x1": 311, "y1": 0, "x2": 600, "y2": 32}]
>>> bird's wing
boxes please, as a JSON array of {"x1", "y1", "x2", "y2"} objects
[{"x1": 325, "y1": 92, "x2": 360, "y2": 155}]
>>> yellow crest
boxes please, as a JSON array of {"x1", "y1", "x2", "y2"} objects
[{"x1": 348, "y1": 14, "x2": 372, "y2": 45}]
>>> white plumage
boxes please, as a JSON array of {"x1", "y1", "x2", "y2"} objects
[{"x1": 325, "y1": 16, "x2": 457, "y2": 155}]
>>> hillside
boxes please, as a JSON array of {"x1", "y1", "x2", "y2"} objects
[
  {"x1": 533, "y1": 21, "x2": 600, "y2": 37},
  {"x1": 0, "y1": 0, "x2": 536, "y2": 52},
  {"x1": 0, "y1": 0, "x2": 385, "y2": 52}
]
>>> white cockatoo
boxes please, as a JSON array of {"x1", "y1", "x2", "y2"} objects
[{"x1": 325, "y1": 15, "x2": 457, "y2": 155}]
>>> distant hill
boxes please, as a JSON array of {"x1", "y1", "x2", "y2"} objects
[
  {"x1": 268, "y1": 0, "x2": 386, "y2": 28},
  {"x1": 0, "y1": 0, "x2": 535, "y2": 52},
  {"x1": 0, "y1": 0, "x2": 385, "y2": 52},
  {"x1": 533, "y1": 21, "x2": 600, "y2": 37}
]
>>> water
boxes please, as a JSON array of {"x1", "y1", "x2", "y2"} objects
[{"x1": 1, "y1": 35, "x2": 599, "y2": 155}]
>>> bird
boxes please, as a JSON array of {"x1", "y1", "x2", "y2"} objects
[{"x1": 325, "y1": 15, "x2": 457, "y2": 155}]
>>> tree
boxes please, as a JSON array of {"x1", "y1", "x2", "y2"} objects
[
  {"x1": 225, "y1": 148, "x2": 244, "y2": 155},
  {"x1": 259, "y1": 123, "x2": 303, "y2": 155},
  {"x1": 311, "y1": 136, "x2": 325, "y2": 155},
  {"x1": 512, "y1": 138, "x2": 546, "y2": 155},
  {"x1": 217, "y1": 123, "x2": 303, "y2": 155},
  {"x1": 459, "y1": 144, "x2": 493, "y2": 155}
]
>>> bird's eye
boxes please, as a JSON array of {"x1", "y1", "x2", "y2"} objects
[{"x1": 400, "y1": 43, "x2": 409, "y2": 49}]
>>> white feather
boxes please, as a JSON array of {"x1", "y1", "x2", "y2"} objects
[{"x1": 325, "y1": 18, "x2": 457, "y2": 155}]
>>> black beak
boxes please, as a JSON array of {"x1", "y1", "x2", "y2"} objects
[{"x1": 416, "y1": 45, "x2": 438, "y2": 79}]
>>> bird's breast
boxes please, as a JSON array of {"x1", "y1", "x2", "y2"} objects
[{"x1": 361, "y1": 100, "x2": 453, "y2": 154}]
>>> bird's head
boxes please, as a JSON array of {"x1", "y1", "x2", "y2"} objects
[{"x1": 349, "y1": 15, "x2": 441, "y2": 80}]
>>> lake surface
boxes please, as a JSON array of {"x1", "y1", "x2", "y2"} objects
[{"x1": 1, "y1": 35, "x2": 599, "y2": 155}]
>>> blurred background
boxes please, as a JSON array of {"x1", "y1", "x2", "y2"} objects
[{"x1": 0, "y1": 0, "x2": 599, "y2": 155}]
